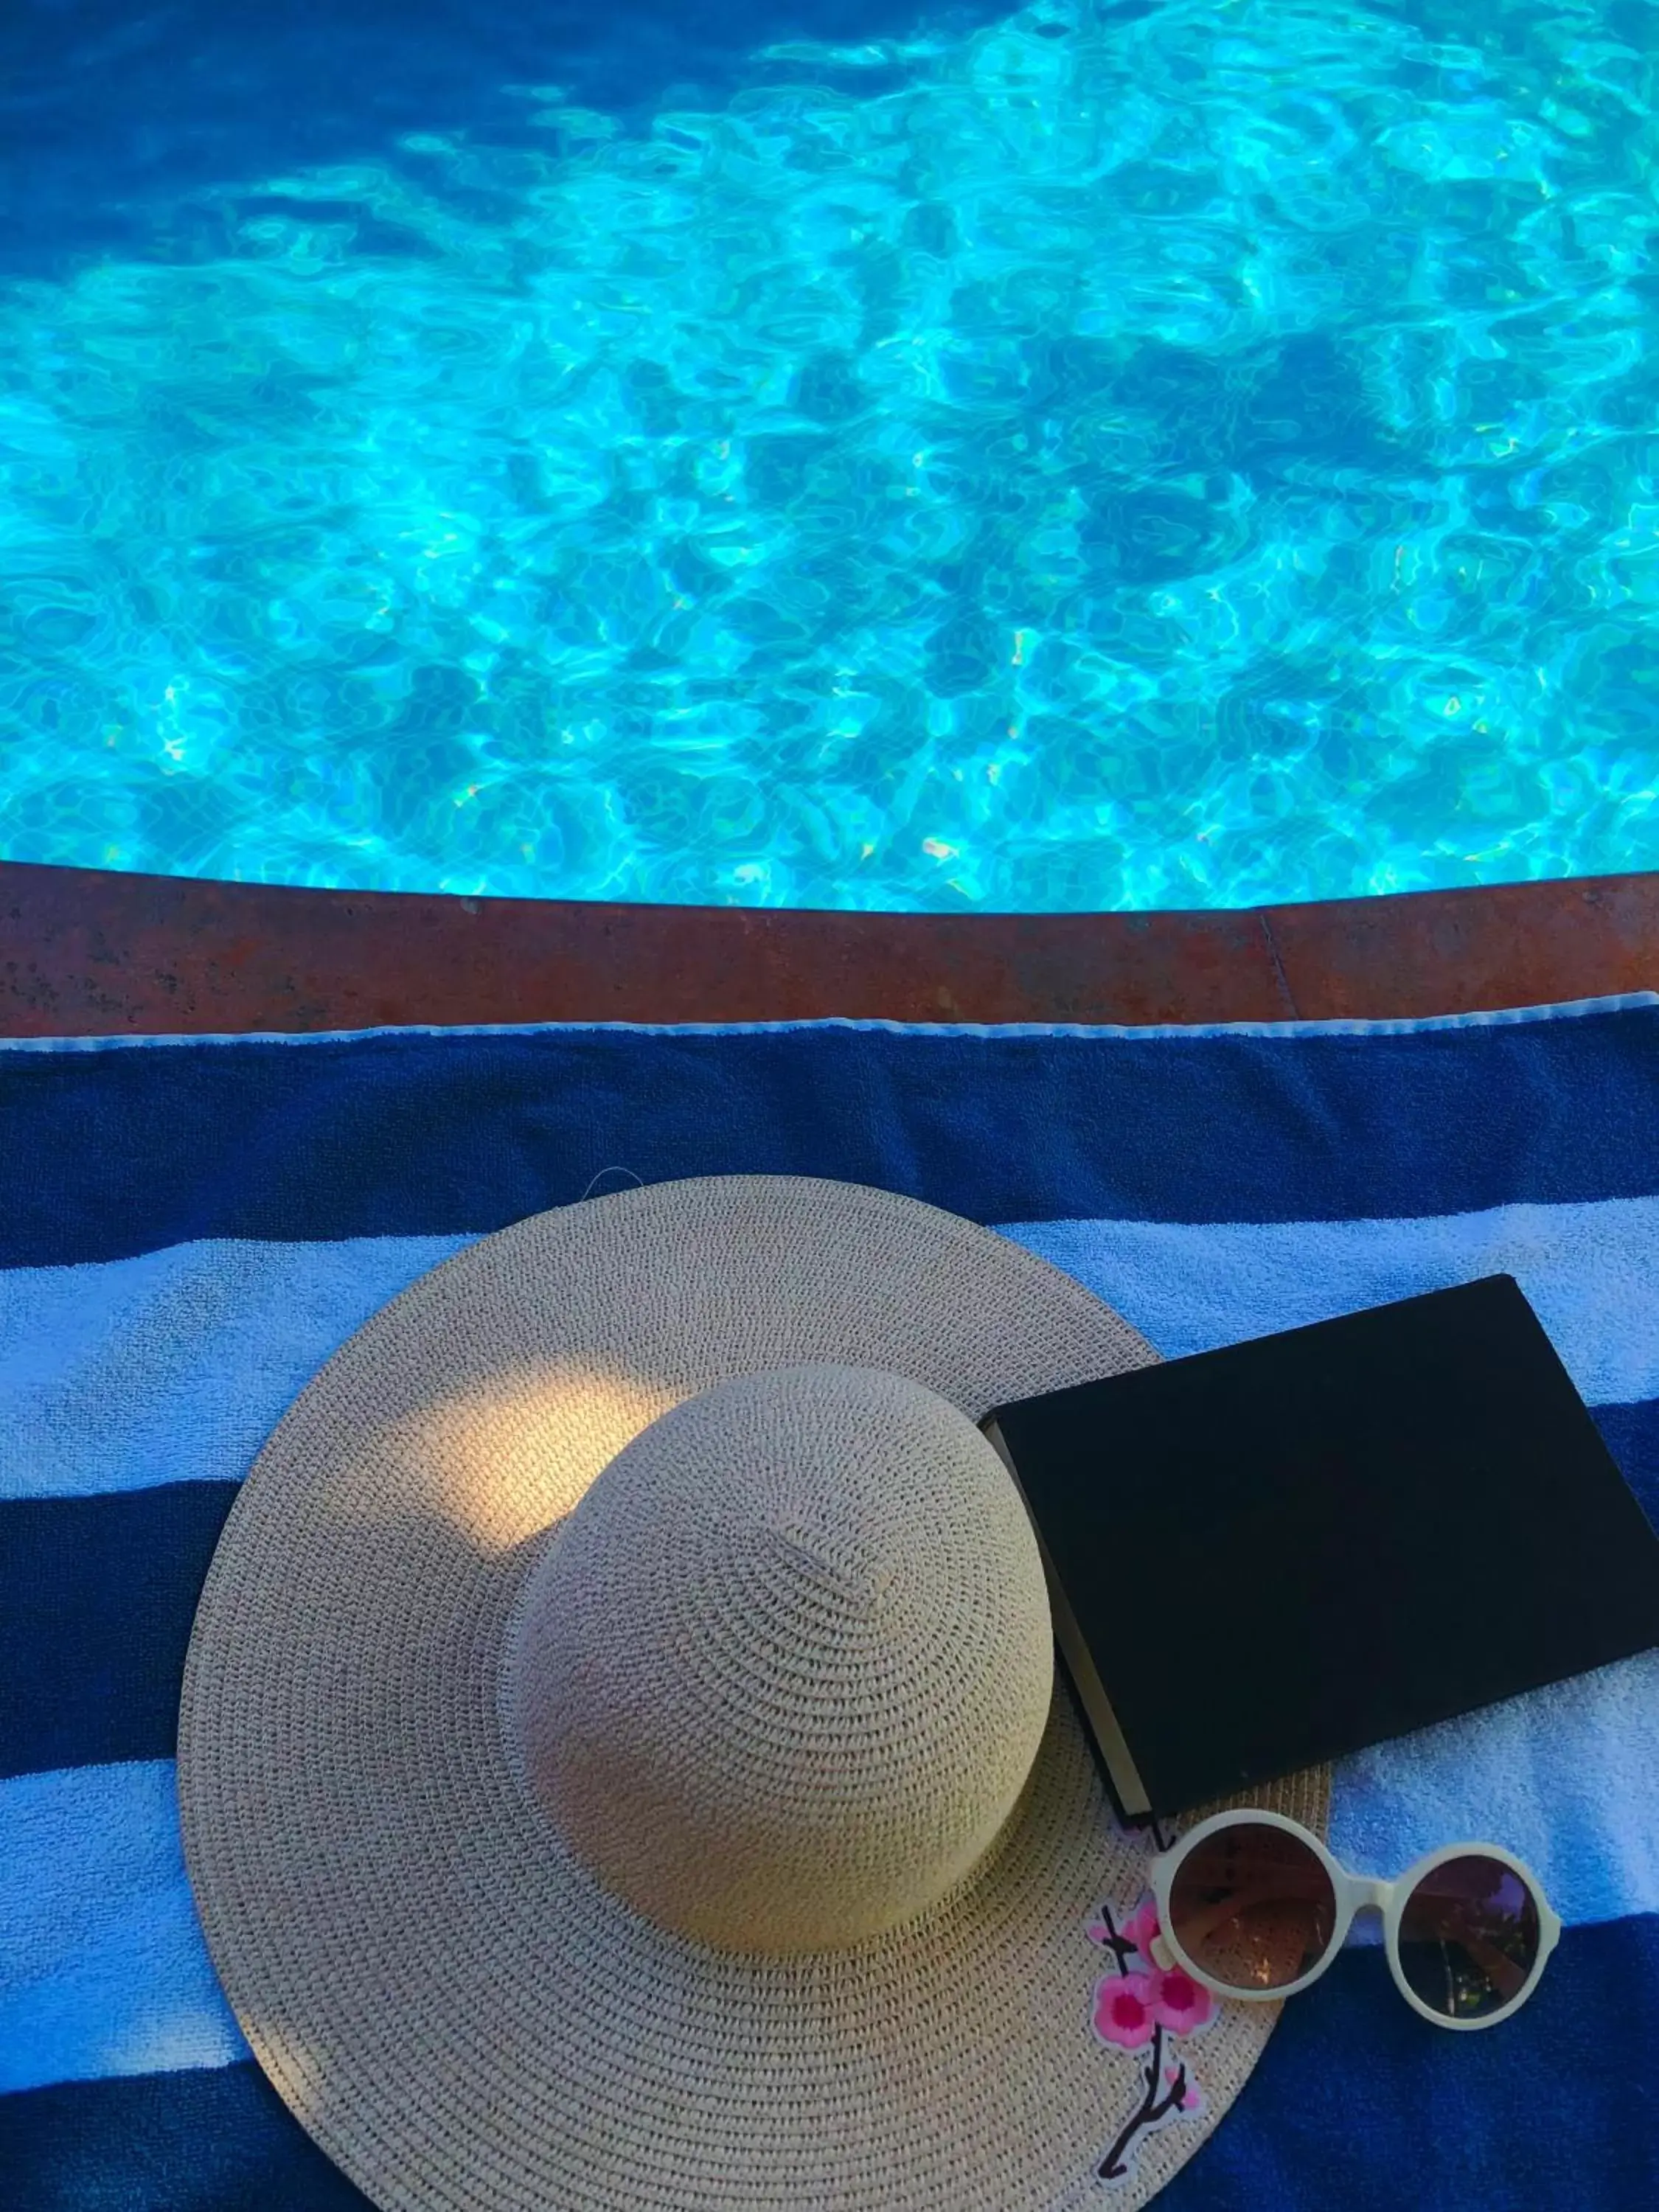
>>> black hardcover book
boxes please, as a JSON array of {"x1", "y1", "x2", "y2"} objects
[{"x1": 983, "y1": 1274, "x2": 1659, "y2": 1823}]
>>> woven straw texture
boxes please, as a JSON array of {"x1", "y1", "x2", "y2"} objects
[{"x1": 178, "y1": 1174, "x2": 1329, "y2": 2212}]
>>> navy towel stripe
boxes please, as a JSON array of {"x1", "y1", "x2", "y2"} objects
[
  {"x1": 4, "y1": 1413, "x2": 1655, "y2": 1787},
  {"x1": 4, "y1": 1913, "x2": 1652, "y2": 2212},
  {"x1": 1163, "y1": 1910, "x2": 1659, "y2": 2211},
  {"x1": 0, "y1": 2060, "x2": 372, "y2": 2212},
  {"x1": 2, "y1": 1007, "x2": 1658, "y2": 1266},
  {"x1": 1593, "y1": 1401, "x2": 1659, "y2": 1534},
  {"x1": 0, "y1": 1484, "x2": 238, "y2": 1781}
]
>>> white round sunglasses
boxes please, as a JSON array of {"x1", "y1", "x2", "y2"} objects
[{"x1": 1146, "y1": 1809, "x2": 1562, "y2": 2031}]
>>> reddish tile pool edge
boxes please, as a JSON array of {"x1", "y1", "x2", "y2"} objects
[{"x1": 1, "y1": 859, "x2": 1655, "y2": 1034}]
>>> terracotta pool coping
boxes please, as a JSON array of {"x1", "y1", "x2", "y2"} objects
[{"x1": 1, "y1": 859, "x2": 1655, "y2": 1034}]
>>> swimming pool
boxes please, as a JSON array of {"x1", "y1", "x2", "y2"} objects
[{"x1": 1, "y1": 0, "x2": 1655, "y2": 911}]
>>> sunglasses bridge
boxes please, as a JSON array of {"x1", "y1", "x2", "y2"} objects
[{"x1": 1344, "y1": 1877, "x2": 1393, "y2": 1918}]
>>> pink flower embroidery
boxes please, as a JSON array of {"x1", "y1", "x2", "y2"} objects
[
  {"x1": 1164, "y1": 2065, "x2": 1204, "y2": 2115},
  {"x1": 1119, "y1": 1895, "x2": 1164, "y2": 1971},
  {"x1": 1093, "y1": 1970, "x2": 1160, "y2": 2051},
  {"x1": 1087, "y1": 1888, "x2": 1214, "y2": 2184},
  {"x1": 1149, "y1": 1966, "x2": 1215, "y2": 2037}
]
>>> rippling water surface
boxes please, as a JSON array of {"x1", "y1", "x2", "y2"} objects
[{"x1": 1, "y1": 0, "x2": 1656, "y2": 908}]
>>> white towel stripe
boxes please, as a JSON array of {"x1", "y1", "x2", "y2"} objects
[{"x1": 4, "y1": 1197, "x2": 1656, "y2": 1502}]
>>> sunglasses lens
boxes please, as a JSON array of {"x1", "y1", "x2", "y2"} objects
[
  {"x1": 1397, "y1": 1855, "x2": 1542, "y2": 2022},
  {"x1": 1167, "y1": 1821, "x2": 1338, "y2": 1993}
]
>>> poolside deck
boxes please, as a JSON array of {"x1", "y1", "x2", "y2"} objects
[{"x1": 1, "y1": 860, "x2": 1655, "y2": 1034}]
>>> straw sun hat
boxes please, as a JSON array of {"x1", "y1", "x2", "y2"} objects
[{"x1": 179, "y1": 1175, "x2": 1326, "y2": 2211}]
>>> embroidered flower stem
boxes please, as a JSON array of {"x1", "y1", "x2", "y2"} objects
[
  {"x1": 1088, "y1": 1896, "x2": 1209, "y2": 2184},
  {"x1": 1091, "y1": 1904, "x2": 1139, "y2": 1979},
  {"x1": 1096, "y1": 2025, "x2": 1192, "y2": 2181}
]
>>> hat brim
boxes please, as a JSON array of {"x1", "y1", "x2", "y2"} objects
[{"x1": 179, "y1": 1175, "x2": 1327, "y2": 2212}]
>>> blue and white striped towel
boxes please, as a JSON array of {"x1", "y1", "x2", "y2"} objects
[{"x1": 2, "y1": 996, "x2": 1657, "y2": 2209}]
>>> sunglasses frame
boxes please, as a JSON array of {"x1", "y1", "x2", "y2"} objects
[{"x1": 1147, "y1": 1808, "x2": 1562, "y2": 2031}]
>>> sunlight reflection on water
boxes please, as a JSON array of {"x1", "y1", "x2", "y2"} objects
[{"x1": 1, "y1": 0, "x2": 1656, "y2": 908}]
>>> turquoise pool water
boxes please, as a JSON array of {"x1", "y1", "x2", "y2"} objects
[{"x1": 1, "y1": 0, "x2": 1656, "y2": 910}]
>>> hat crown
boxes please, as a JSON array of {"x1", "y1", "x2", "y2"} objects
[
  {"x1": 501, "y1": 1363, "x2": 1054, "y2": 1953},
  {"x1": 755, "y1": 1512, "x2": 896, "y2": 1615}
]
